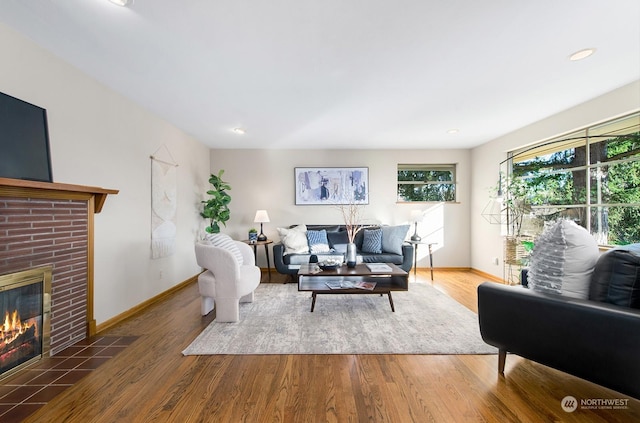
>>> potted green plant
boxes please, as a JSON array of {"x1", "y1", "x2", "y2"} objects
[
  {"x1": 200, "y1": 170, "x2": 231, "y2": 234},
  {"x1": 493, "y1": 172, "x2": 541, "y2": 283},
  {"x1": 248, "y1": 228, "x2": 258, "y2": 243}
]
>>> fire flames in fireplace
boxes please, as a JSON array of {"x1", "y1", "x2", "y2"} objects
[
  {"x1": 0, "y1": 267, "x2": 51, "y2": 379},
  {"x1": 1, "y1": 310, "x2": 39, "y2": 347},
  {"x1": 0, "y1": 310, "x2": 40, "y2": 367}
]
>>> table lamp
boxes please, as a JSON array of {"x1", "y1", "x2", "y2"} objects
[
  {"x1": 254, "y1": 210, "x2": 270, "y2": 241},
  {"x1": 410, "y1": 210, "x2": 422, "y2": 242}
]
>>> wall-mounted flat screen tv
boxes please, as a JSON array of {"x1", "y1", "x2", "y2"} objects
[{"x1": 0, "y1": 91, "x2": 53, "y2": 182}]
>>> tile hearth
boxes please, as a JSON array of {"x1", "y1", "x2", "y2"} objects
[{"x1": 0, "y1": 336, "x2": 137, "y2": 423}]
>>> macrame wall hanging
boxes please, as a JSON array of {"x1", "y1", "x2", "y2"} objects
[{"x1": 150, "y1": 145, "x2": 178, "y2": 259}]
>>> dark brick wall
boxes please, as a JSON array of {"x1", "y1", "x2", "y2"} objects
[{"x1": 0, "y1": 197, "x2": 88, "y2": 354}]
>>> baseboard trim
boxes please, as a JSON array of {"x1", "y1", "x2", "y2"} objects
[{"x1": 96, "y1": 275, "x2": 198, "y2": 334}]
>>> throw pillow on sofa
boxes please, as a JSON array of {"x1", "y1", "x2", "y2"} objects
[
  {"x1": 307, "y1": 229, "x2": 331, "y2": 254},
  {"x1": 277, "y1": 224, "x2": 309, "y2": 255},
  {"x1": 381, "y1": 225, "x2": 410, "y2": 255},
  {"x1": 528, "y1": 219, "x2": 599, "y2": 299},
  {"x1": 362, "y1": 228, "x2": 383, "y2": 254},
  {"x1": 589, "y1": 243, "x2": 640, "y2": 309},
  {"x1": 203, "y1": 233, "x2": 243, "y2": 265}
]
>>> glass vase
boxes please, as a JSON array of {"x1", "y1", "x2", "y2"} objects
[{"x1": 346, "y1": 242, "x2": 357, "y2": 268}]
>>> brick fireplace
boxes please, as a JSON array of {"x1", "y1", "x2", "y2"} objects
[{"x1": 0, "y1": 178, "x2": 117, "y2": 358}]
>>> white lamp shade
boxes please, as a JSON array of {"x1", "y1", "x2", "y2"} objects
[
  {"x1": 254, "y1": 210, "x2": 270, "y2": 223},
  {"x1": 410, "y1": 210, "x2": 423, "y2": 222}
]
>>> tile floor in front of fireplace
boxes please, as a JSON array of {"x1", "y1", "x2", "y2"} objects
[{"x1": 0, "y1": 335, "x2": 138, "y2": 423}]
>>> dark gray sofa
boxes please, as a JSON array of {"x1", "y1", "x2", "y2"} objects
[
  {"x1": 477, "y1": 244, "x2": 640, "y2": 399},
  {"x1": 273, "y1": 224, "x2": 414, "y2": 279}
]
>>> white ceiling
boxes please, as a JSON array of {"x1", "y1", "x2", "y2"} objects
[{"x1": 1, "y1": 0, "x2": 639, "y2": 149}]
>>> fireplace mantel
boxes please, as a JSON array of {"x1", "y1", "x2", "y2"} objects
[
  {"x1": 0, "y1": 177, "x2": 118, "y2": 351},
  {"x1": 0, "y1": 177, "x2": 118, "y2": 212}
]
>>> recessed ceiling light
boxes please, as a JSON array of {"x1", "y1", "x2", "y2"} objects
[
  {"x1": 569, "y1": 48, "x2": 596, "y2": 61},
  {"x1": 232, "y1": 128, "x2": 246, "y2": 135},
  {"x1": 108, "y1": 0, "x2": 133, "y2": 6},
  {"x1": 447, "y1": 129, "x2": 459, "y2": 134}
]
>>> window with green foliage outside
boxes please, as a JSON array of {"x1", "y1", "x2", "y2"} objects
[
  {"x1": 397, "y1": 164, "x2": 456, "y2": 202},
  {"x1": 509, "y1": 112, "x2": 640, "y2": 246}
]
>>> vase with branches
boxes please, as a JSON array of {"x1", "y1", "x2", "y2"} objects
[
  {"x1": 337, "y1": 202, "x2": 364, "y2": 243},
  {"x1": 336, "y1": 197, "x2": 366, "y2": 267}
]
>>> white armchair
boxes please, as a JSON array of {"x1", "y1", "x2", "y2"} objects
[{"x1": 194, "y1": 240, "x2": 261, "y2": 322}]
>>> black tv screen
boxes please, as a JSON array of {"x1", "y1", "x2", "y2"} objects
[{"x1": 0, "y1": 91, "x2": 53, "y2": 182}]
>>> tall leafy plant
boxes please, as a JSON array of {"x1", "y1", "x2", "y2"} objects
[
  {"x1": 501, "y1": 174, "x2": 532, "y2": 237},
  {"x1": 201, "y1": 170, "x2": 231, "y2": 234}
]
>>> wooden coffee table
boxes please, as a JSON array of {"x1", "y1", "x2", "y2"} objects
[{"x1": 297, "y1": 263, "x2": 408, "y2": 312}]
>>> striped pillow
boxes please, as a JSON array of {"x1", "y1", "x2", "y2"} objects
[
  {"x1": 203, "y1": 233, "x2": 243, "y2": 265},
  {"x1": 307, "y1": 230, "x2": 331, "y2": 254},
  {"x1": 528, "y1": 220, "x2": 598, "y2": 299},
  {"x1": 362, "y1": 228, "x2": 382, "y2": 254}
]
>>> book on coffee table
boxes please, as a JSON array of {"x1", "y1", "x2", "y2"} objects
[
  {"x1": 341, "y1": 280, "x2": 357, "y2": 289},
  {"x1": 365, "y1": 263, "x2": 392, "y2": 272},
  {"x1": 324, "y1": 280, "x2": 376, "y2": 290},
  {"x1": 355, "y1": 281, "x2": 376, "y2": 290},
  {"x1": 324, "y1": 280, "x2": 356, "y2": 289}
]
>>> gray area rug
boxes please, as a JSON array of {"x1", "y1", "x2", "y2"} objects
[{"x1": 182, "y1": 282, "x2": 497, "y2": 355}]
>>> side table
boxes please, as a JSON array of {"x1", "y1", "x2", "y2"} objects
[
  {"x1": 408, "y1": 241, "x2": 437, "y2": 280},
  {"x1": 243, "y1": 239, "x2": 273, "y2": 282}
]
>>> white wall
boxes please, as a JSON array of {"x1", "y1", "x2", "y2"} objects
[
  {"x1": 470, "y1": 80, "x2": 640, "y2": 278},
  {"x1": 209, "y1": 149, "x2": 472, "y2": 269},
  {"x1": 0, "y1": 23, "x2": 211, "y2": 324}
]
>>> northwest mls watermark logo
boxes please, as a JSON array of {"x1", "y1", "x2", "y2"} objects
[
  {"x1": 561, "y1": 396, "x2": 578, "y2": 412},
  {"x1": 561, "y1": 395, "x2": 630, "y2": 413}
]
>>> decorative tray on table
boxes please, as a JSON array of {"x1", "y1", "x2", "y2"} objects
[{"x1": 318, "y1": 258, "x2": 342, "y2": 271}]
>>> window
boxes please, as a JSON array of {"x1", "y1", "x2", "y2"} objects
[
  {"x1": 509, "y1": 112, "x2": 640, "y2": 245},
  {"x1": 397, "y1": 164, "x2": 456, "y2": 202}
]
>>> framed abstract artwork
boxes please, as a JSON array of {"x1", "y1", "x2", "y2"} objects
[{"x1": 294, "y1": 167, "x2": 369, "y2": 205}]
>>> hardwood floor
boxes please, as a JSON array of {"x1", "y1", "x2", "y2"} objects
[{"x1": 18, "y1": 270, "x2": 640, "y2": 422}]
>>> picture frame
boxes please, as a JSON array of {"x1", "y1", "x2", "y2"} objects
[{"x1": 295, "y1": 167, "x2": 369, "y2": 205}]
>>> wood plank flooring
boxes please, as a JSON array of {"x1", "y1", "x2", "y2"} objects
[{"x1": 16, "y1": 270, "x2": 640, "y2": 422}]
